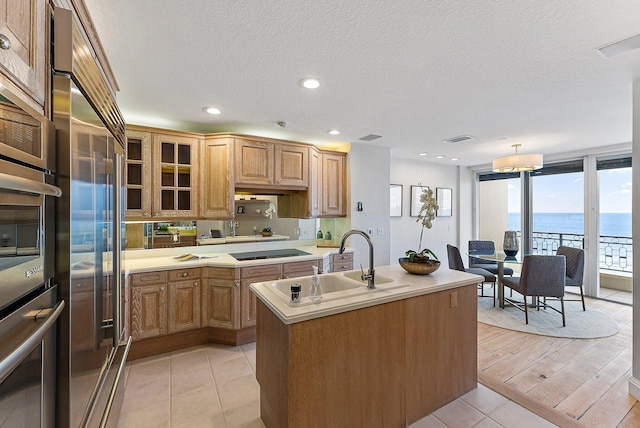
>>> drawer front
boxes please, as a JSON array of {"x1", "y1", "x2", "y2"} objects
[
  {"x1": 168, "y1": 268, "x2": 201, "y2": 282},
  {"x1": 332, "y1": 262, "x2": 354, "y2": 272},
  {"x1": 205, "y1": 267, "x2": 240, "y2": 281},
  {"x1": 131, "y1": 271, "x2": 168, "y2": 286},
  {"x1": 282, "y1": 260, "x2": 319, "y2": 276},
  {"x1": 241, "y1": 264, "x2": 282, "y2": 280},
  {"x1": 331, "y1": 253, "x2": 353, "y2": 263}
]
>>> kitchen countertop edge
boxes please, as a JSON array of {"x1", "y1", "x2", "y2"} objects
[{"x1": 250, "y1": 265, "x2": 482, "y2": 325}]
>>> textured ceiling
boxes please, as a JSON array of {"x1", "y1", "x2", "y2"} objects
[{"x1": 84, "y1": 0, "x2": 640, "y2": 167}]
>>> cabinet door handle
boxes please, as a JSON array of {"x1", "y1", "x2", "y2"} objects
[
  {"x1": 143, "y1": 211, "x2": 148, "y2": 216},
  {"x1": 0, "y1": 34, "x2": 10, "y2": 50},
  {"x1": 182, "y1": 272, "x2": 188, "y2": 277},
  {"x1": 193, "y1": 282, "x2": 198, "y2": 287},
  {"x1": 154, "y1": 211, "x2": 159, "y2": 216},
  {"x1": 159, "y1": 287, "x2": 165, "y2": 292}
]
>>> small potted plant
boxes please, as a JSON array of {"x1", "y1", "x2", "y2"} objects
[
  {"x1": 399, "y1": 187, "x2": 441, "y2": 274},
  {"x1": 261, "y1": 203, "x2": 276, "y2": 236}
]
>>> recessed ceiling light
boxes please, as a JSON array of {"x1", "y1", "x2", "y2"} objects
[
  {"x1": 328, "y1": 129, "x2": 340, "y2": 135},
  {"x1": 205, "y1": 107, "x2": 221, "y2": 115},
  {"x1": 300, "y1": 78, "x2": 320, "y2": 89},
  {"x1": 435, "y1": 155, "x2": 445, "y2": 159},
  {"x1": 418, "y1": 152, "x2": 428, "y2": 156},
  {"x1": 450, "y1": 158, "x2": 459, "y2": 161}
]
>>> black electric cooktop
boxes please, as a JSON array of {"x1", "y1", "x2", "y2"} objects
[{"x1": 229, "y1": 249, "x2": 311, "y2": 261}]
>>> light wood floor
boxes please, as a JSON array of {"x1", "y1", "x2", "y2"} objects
[{"x1": 477, "y1": 295, "x2": 639, "y2": 427}]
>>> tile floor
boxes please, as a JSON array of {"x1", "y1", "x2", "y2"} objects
[{"x1": 117, "y1": 344, "x2": 557, "y2": 428}]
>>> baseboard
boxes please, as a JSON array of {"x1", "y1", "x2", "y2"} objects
[
  {"x1": 128, "y1": 326, "x2": 256, "y2": 360},
  {"x1": 628, "y1": 375, "x2": 640, "y2": 401}
]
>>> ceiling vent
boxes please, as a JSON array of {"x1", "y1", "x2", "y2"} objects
[
  {"x1": 598, "y1": 34, "x2": 640, "y2": 58},
  {"x1": 442, "y1": 135, "x2": 475, "y2": 144},
  {"x1": 358, "y1": 134, "x2": 382, "y2": 141}
]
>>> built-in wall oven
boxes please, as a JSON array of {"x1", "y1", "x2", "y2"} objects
[{"x1": 0, "y1": 90, "x2": 62, "y2": 427}]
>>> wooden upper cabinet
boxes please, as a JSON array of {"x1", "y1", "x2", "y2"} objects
[
  {"x1": 309, "y1": 148, "x2": 320, "y2": 217},
  {"x1": 125, "y1": 130, "x2": 152, "y2": 219},
  {"x1": 202, "y1": 136, "x2": 234, "y2": 219},
  {"x1": 151, "y1": 133, "x2": 200, "y2": 218},
  {"x1": 0, "y1": 0, "x2": 46, "y2": 108},
  {"x1": 321, "y1": 151, "x2": 346, "y2": 217},
  {"x1": 275, "y1": 144, "x2": 308, "y2": 187},
  {"x1": 235, "y1": 138, "x2": 308, "y2": 189},
  {"x1": 235, "y1": 139, "x2": 274, "y2": 186}
]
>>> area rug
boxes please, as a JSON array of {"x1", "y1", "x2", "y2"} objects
[{"x1": 477, "y1": 297, "x2": 619, "y2": 339}]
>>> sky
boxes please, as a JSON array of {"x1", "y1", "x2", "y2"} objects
[{"x1": 507, "y1": 168, "x2": 631, "y2": 214}]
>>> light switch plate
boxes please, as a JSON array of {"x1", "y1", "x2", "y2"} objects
[{"x1": 367, "y1": 227, "x2": 374, "y2": 235}]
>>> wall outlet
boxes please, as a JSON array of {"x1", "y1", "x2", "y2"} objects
[
  {"x1": 377, "y1": 227, "x2": 384, "y2": 236},
  {"x1": 301, "y1": 228, "x2": 307, "y2": 237}
]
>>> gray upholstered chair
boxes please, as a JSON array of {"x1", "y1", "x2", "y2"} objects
[
  {"x1": 502, "y1": 255, "x2": 567, "y2": 326},
  {"x1": 447, "y1": 244, "x2": 497, "y2": 306},
  {"x1": 468, "y1": 240, "x2": 514, "y2": 277},
  {"x1": 556, "y1": 246, "x2": 586, "y2": 310}
]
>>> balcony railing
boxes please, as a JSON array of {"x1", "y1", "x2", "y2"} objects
[{"x1": 521, "y1": 231, "x2": 632, "y2": 273}]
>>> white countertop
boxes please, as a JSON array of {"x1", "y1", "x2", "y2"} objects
[
  {"x1": 250, "y1": 264, "x2": 482, "y2": 325},
  {"x1": 122, "y1": 244, "x2": 352, "y2": 274}
]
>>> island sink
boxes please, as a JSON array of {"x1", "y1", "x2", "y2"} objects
[{"x1": 266, "y1": 270, "x2": 410, "y2": 306}]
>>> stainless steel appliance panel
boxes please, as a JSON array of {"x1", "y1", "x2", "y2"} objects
[
  {"x1": 0, "y1": 286, "x2": 62, "y2": 428},
  {"x1": 0, "y1": 158, "x2": 60, "y2": 311},
  {"x1": 53, "y1": 7, "x2": 129, "y2": 427}
]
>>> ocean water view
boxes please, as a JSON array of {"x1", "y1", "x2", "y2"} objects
[{"x1": 508, "y1": 213, "x2": 632, "y2": 238}]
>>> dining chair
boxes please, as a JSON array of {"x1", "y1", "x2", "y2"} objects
[
  {"x1": 447, "y1": 244, "x2": 497, "y2": 306},
  {"x1": 468, "y1": 240, "x2": 514, "y2": 277},
  {"x1": 502, "y1": 255, "x2": 566, "y2": 326},
  {"x1": 556, "y1": 246, "x2": 586, "y2": 311}
]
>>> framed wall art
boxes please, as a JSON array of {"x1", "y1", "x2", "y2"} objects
[
  {"x1": 436, "y1": 187, "x2": 452, "y2": 217},
  {"x1": 390, "y1": 184, "x2": 402, "y2": 217}
]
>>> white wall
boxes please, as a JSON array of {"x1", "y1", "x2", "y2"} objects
[
  {"x1": 390, "y1": 158, "x2": 459, "y2": 265},
  {"x1": 346, "y1": 144, "x2": 391, "y2": 269}
]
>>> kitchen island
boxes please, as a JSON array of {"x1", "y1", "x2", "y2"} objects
[{"x1": 250, "y1": 265, "x2": 482, "y2": 427}]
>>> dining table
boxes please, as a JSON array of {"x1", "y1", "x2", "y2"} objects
[{"x1": 468, "y1": 250, "x2": 524, "y2": 308}]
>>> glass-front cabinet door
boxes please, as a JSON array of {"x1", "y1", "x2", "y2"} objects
[
  {"x1": 151, "y1": 134, "x2": 199, "y2": 218},
  {"x1": 124, "y1": 130, "x2": 152, "y2": 219}
]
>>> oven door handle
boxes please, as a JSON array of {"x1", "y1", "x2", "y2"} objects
[
  {"x1": 0, "y1": 300, "x2": 65, "y2": 385},
  {"x1": 0, "y1": 172, "x2": 62, "y2": 197}
]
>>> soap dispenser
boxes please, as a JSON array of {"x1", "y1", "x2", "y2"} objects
[{"x1": 309, "y1": 265, "x2": 323, "y2": 303}]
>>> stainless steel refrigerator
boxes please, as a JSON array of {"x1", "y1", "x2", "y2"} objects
[{"x1": 52, "y1": 7, "x2": 130, "y2": 427}]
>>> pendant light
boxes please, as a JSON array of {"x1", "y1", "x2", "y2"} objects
[{"x1": 492, "y1": 144, "x2": 543, "y2": 172}]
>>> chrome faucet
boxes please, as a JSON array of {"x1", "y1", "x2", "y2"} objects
[{"x1": 339, "y1": 229, "x2": 375, "y2": 289}]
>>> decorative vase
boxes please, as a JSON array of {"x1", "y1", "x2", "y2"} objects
[
  {"x1": 261, "y1": 231, "x2": 273, "y2": 237},
  {"x1": 398, "y1": 257, "x2": 441, "y2": 275},
  {"x1": 503, "y1": 231, "x2": 519, "y2": 257}
]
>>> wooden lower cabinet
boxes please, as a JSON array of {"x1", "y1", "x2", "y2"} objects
[
  {"x1": 282, "y1": 259, "x2": 320, "y2": 277},
  {"x1": 130, "y1": 283, "x2": 167, "y2": 340},
  {"x1": 202, "y1": 267, "x2": 240, "y2": 329},
  {"x1": 168, "y1": 279, "x2": 201, "y2": 333},
  {"x1": 240, "y1": 264, "x2": 282, "y2": 328},
  {"x1": 256, "y1": 284, "x2": 477, "y2": 428},
  {"x1": 130, "y1": 268, "x2": 202, "y2": 340}
]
